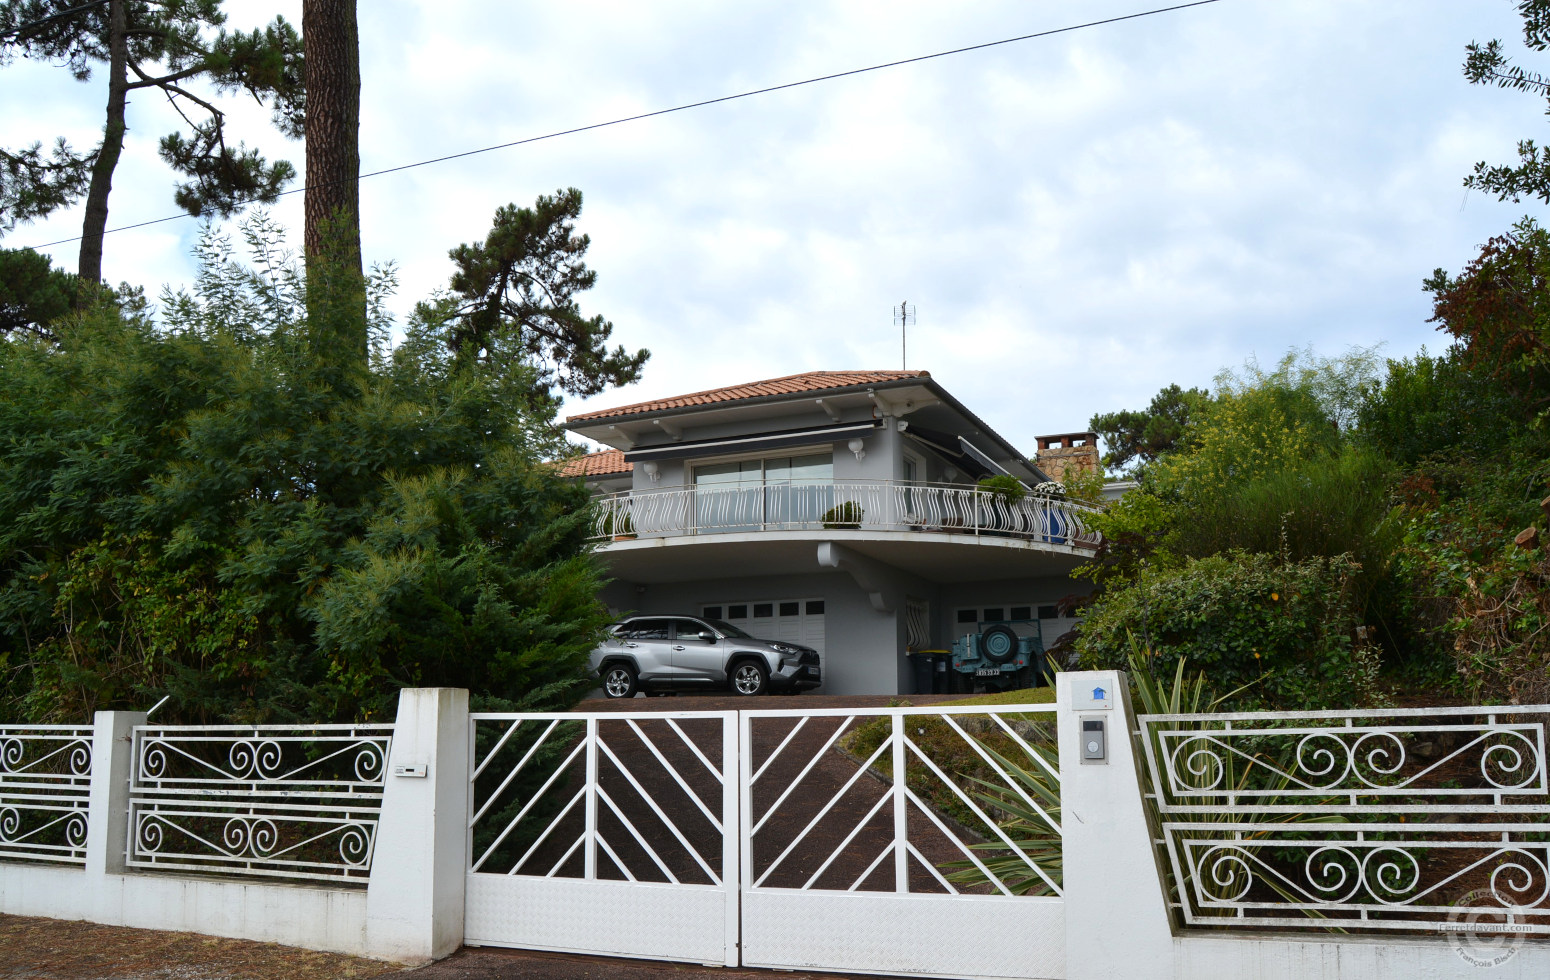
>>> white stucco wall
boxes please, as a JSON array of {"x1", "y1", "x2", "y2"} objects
[{"x1": 0, "y1": 690, "x2": 470, "y2": 966}]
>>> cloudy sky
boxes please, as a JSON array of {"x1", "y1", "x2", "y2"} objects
[{"x1": 4, "y1": 0, "x2": 1546, "y2": 454}]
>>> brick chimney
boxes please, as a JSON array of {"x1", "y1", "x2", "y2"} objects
[{"x1": 1034, "y1": 432, "x2": 1099, "y2": 483}]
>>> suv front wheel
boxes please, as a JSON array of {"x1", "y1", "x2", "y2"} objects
[
  {"x1": 730, "y1": 660, "x2": 768, "y2": 696},
  {"x1": 601, "y1": 663, "x2": 638, "y2": 699}
]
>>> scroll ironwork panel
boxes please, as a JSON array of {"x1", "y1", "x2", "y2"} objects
[
  {"x1": 0, "y1": 726, "x2": 93, "y2": 864},
  {"x1": 1137, "y1": 705, "x2": 1550, "y2": 934},
  {"x1": 127, "y1": 724, "x2": 393, "y2": 883}
]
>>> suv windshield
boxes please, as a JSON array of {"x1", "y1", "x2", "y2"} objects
[{"x1": 703, "y1": 619, "x2": 752, "y2": 638}]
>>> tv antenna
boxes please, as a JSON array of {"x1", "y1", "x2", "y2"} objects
[{"x1": 893, "y1": 300, "x2": 916, "y2": 370}]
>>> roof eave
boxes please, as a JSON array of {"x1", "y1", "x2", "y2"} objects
[{"x1": 564, "y1": 375, "x2": 931, "y2": 431}]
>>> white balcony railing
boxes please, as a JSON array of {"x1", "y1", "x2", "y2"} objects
[{"x1": 589, "y1": 481, "x2": 1101, "y2": 548}]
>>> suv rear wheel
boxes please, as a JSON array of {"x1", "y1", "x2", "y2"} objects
[
  {"x1": 601, "y1": 663, "x2": 638, "y2": 699},
  {"x1": 730, "y1": 660, "x2": 768, "y2": 696}
]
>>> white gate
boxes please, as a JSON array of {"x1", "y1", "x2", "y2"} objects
[
  {"x1": 465, "y1": 711, "x2": 739, "y2": 965},
  {"x1": 466, "y1": 703, "x2": 1064, "y2": 978},
  {"x1": 739, "y1": 704, "x2": 1064, "y2": 979}
]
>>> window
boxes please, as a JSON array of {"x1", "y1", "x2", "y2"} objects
[
  {"x1": 983, "y1": 608, "x2": 1006, "y2": 623},
  {"x1": 692, "y1": 452, "x2": 834, "y2": 531},
  {"x1": 753, "y1": 603, "x2": 774, "y2": 619},
  {"x1": 728, "y1": 604, "x2": 748, "y2": 619},
  {"x1": 780, "y1": 601, "x2": 800, "y2": 617},
  {"x1": 618, "y1": 618, "x2": 670, "y2": 640},
  {"x1": 1011, "y1": 606, "x2": 1032, "y2": 621},
  {"x1": 957, "y1": 608, "x2": 978, "y2": 624},
  {"x1": 671, "y1": 619, "x2": 709, "y2": 639},
  {"x1": 703, "y1": 605, "x2": 723, "y2": 620},
  {"x1": 806, "y1": 600, "x2": 825, "y2": 615}
]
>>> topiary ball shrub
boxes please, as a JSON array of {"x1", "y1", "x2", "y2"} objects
[{"x1": 822, "y1": 501, "x2": 863, "y2": 529}]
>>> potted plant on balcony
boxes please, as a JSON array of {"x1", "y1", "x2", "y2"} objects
[
  {"x1": 603, "y1": 510, "x2": 636, "y2": 540},
  {"x1": 821, "y1": 501, "x2": 863, "y2": 529},
  {"x1": 976, "y1": 475, "x2": 1028, "y2": 535},
  {"x1": 1030, "y1": 481, "x2": 1067, "y2": 544},
  {"x1": 977, "y1": 475, "x2": 1027, "y2": 503}
]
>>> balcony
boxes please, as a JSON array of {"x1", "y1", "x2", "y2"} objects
[{"x1": 589, "y1": 481, "x2": 1102, "y2": 548}]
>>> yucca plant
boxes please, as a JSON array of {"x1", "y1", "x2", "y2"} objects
[
  {"x1": 942, "y1": 643, "x2": 1341, "y2": 918},
  {"x1": 941, "y1": 740, "x2": 1063, "y2": 895}
]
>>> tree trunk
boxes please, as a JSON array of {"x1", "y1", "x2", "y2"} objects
[
  {"x1": 302, "y1": 0, "x2": 365, "y2": 364},
  {"x1": 77, "y1": 0, "x2": 129, "y2": 283}
]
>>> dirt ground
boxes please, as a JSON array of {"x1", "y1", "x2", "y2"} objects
[
  {"x1": 0, "y1": 916, "x2": 892, "y2": 980},
  {"x1": 0, "y1": 914, "x2": 395, "y2": 979}
]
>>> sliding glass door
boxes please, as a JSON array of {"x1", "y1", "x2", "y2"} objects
[{"x1": 692, "y1": 453, "x2": 834, "y2": 532}]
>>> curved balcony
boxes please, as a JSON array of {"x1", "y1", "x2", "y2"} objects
[{"x1": 589, "y1": 481, "x2": 1102, "y2": 548}]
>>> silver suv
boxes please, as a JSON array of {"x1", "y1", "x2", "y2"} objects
[{"x1": 591, "y1": 615, "x2": 822, "y2": 698}]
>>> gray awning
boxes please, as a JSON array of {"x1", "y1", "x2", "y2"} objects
[
  {"x1": 958, "y1": 436, "x2": 1023, "y2": 484},
  {"x1": 624, "y1": 421, "x2": 882, "y2": 463}
]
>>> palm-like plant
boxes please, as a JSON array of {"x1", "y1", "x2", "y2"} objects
[
  {"x1": 942, "y1": 741, "x2": 1062, "y2": 895},
  {"x1": 943, "y1": 644, "x2": 1341, "y2": 919}
]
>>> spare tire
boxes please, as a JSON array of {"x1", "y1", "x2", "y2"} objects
[{"x1": 980, "y1": 624, "x2": 1019, "y2": 664}]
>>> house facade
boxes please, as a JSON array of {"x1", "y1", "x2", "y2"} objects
[{"x1": 562, "y1": 370, "x2": 1103, "y2": 696}]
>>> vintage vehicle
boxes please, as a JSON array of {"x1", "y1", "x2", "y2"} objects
[
  {"x1": 950, "y1": 622, "x2": 1048, "y2": 692},
  {"x1": 590, "y1": 615, "x2": 822, "y2": 698}
]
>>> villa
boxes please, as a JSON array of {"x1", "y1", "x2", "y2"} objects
[{"x1": 562, "y1": 370, "x2": 1104, "y2": 695}]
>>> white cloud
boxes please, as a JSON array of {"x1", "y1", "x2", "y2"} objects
[{"x1": 3, "y1": 0, "x2": 1547, "y2": 452}]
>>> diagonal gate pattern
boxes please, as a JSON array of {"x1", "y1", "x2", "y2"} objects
[{"x1": 465, "y1": 703, "x2": 1065, "y2": 979}]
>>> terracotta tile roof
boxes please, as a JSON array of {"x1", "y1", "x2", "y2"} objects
[
  {"x1": 557, "y1": 448, "x2": 632, "y2": 478},
  {"x1": 566, "y1": 370, "x2": 930, "y2": 424}
]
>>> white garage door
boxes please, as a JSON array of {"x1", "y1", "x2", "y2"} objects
[
  {"x1": 954, "y1": 603, "x2": 1078, "y2": 651},
  {"x1": 702, "y1": 599, "x2": 825, "y2": 656}
]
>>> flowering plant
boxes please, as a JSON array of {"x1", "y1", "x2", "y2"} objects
[{"x1": 1032, "y1": 481, "x2": 1067, "y2": 499}]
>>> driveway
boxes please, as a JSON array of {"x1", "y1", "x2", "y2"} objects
[{"x1": 0, "y1": 915, "x2": 898, "y2": 980}]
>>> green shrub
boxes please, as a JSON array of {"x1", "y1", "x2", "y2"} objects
[
  {"x1": 976, "y1": 475, "x2": 1026, "y2": 503},
  {"x1": 1073, "y1": 551, "x2": 1380, "y2": 709},
  {"x1": 822, "y1": 501, "x2": 863, "y2": 529},
  {"x1": 1169, "y1": 445, "x2": 1400, "y2": 607},
  {"x1": 601, "y1": 509, "x2": 635, "y2": 537}
]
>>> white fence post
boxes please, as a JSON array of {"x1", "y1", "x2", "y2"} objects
[
  {"x1": 364, "y1": 688, "x2": 470, "y2": 963},
  {"x1": 84, "y1": 710, "x2": 145, "y2": 878},
  {"x1": 1057, "y1": 670, "x2": 1173, "y2": 980}
]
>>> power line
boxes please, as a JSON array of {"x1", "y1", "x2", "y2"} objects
[
  {"x1": 0, "y1": 0, "x2": 109, "y2": 41},
  {"x1": 25, "y1": 0, "x2": 1225, "y2": 251}
]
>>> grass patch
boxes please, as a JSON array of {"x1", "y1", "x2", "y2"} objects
[{"x1": 944, "y1": 686, "x2": 1056, "y2": 707}]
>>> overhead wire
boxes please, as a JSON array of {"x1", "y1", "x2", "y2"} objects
[{"x1": 23, "y1": 0, "x2": 1225, "y2": 251}]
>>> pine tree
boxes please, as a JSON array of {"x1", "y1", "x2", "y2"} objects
[
  {"x1": 442, "y1": 188, "x2": 649, "y2": 398},
  {"x1": 300, "y1": 0, "x2": 364, "y2": 362},
  {"x1": 0, "y1": 0, "x2": 304, "y2": 282}
]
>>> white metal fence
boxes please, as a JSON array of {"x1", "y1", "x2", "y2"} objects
[
  {"x1": 591, "y1": 481, "x2": 1101, "y2": 548},
  {"x1": 127, "y1": 723, "x2": 394, "y2": 883},
  {"x1": 0, "y1": 726, "x2": 93, "y2": 864},
  {"x1": 1137, "y1": 706, "x2": 1550, "y2": 935}
]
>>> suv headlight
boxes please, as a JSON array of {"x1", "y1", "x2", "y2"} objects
[{"x1": 769, "y1": 642, "x2": 799, "y2": 655}]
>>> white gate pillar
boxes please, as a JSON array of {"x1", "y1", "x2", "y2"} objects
[
  {"x1": 1056, "y1": 670, "x2": 1174, "y2": 980},
  {"x1": 85, "y1": 710, "x2": 145, "y2": 878},
  {"x1": 364, "y1": 687, "x2": 470, "y2": 963}
]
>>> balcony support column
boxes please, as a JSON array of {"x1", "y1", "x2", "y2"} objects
[{"x1": 816, "y1": 542, "x2": 894, "y2": 613}]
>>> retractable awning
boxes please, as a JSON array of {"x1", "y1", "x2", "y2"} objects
[
  {"x1": 958, "y1": 436, "x2": 1024, "y2": 484},
  {"x1": 623, "y1": 420, "x2": 883, "y2": 463}
]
